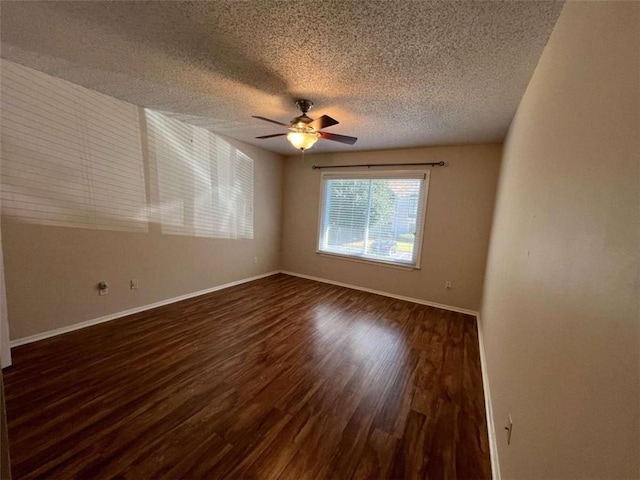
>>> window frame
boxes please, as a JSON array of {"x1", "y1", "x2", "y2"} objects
[{"x1": 315, "y1": 170, "x2": 430, "y2": 270}]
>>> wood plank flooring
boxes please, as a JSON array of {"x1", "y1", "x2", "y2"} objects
[{"x1": 3, "y1": 273, "x2": 491, "y2": 479}]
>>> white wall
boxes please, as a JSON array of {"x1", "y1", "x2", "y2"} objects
[{"x1": 481, "y1": 2, "x2": 639, "y2": 478}]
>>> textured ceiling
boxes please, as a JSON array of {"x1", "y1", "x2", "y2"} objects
[{"x1": 0, "y1": 1, "x2": 564, "y2": 155}]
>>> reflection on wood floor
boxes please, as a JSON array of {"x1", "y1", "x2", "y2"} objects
[{"x1": 4, "y1": 273, "x2": 491, "y2": 479}]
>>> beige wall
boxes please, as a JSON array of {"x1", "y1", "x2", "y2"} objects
[
  {"x1": 2, "y1": 138, "x2": 283, "y2": 341},
  {"x1": 281, "y1": 145, "x2": 501, "y2": 311},
  {"x1": 0, "y1": 226, "x2": 10, "y2": 367},
  {"x1": 0, "y1": 61, "x2": 284, "y2": 342},
  {"x1": 481, "y1": 2, "x2": 640, "y2": 478}
]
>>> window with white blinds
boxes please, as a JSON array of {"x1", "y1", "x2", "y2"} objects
[
  {"x1": 318, "y1": 171, "x2": 429, "y2": 268},
  {"x1": 0, "y1": 60, "x2": 148, "y2": 232},
  {"x1": 145, "y1": 110, "x2": 254, "y2": 239}
]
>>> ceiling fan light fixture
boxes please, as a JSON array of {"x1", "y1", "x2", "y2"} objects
[
  {"x1": 287, "y1": 131, "x2": 319, "y2": 151},
  {"x1": 253, "y1": 99, "x2": 357, "y2": 149}
]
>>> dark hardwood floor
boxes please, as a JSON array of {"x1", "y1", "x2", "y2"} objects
[{"x1": 3, "y1": 273, "x2": 491, "y2": 479}]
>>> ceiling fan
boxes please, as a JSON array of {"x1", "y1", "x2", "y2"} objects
[{"x1": 252, "y1": 99, "x2": 358, "y2": 152}]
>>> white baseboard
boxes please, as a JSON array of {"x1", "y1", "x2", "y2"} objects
[
  {"x1": 476, "y1": 313, "x2": 500, "y2": 480},
  {"x1": 279, "y1": 270, "x2": 479, "y2": 316},
  {"x1": 9, "y1": 271, "x2": 280, "y2": 348}
]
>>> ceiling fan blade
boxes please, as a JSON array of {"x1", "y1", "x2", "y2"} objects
[
  {"x1": 255, "y1": 133, "x2": 288, "y2": 139},
  {"x1": 320, "y1": 131, "x2": 358, "y2": 145},
  {"x1": 252, "y1": 116, "x2": 289, "y2": 127},
  {"x1": 308, "y1": 115, "x2": 339, "y2": 131}
]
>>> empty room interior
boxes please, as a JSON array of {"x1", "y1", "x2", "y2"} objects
[{"x1": 0, "y1": 1, "x2": 638, "y2": 479}]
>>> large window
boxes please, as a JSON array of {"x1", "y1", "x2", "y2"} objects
[{"x1": 317, "y1": 171, "x2": 429, "y2": 268}]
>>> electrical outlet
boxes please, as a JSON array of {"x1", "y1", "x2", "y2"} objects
[
  {"x1": 253, "y1": 256, "x2": 259, "y2": 264},
  {"x1": 130, "y1": 279, "x2": 139, "y2": 290},
  {"x1": 445, "y1": 281, "x2": 452, "y2": 289},
  {"x1": 505, "y1": 415, "x2": 513, "y2": 445},
  {"x1": 98, "y1": 281, "x2": 109, "y2": 296}
]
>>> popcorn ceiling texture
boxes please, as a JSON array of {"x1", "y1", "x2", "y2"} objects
[{"x1": 0, "y1": 1, "x2": 564, "y2": 155}]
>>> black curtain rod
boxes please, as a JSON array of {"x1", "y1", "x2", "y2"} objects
[{"x1": 312, "y1": 161, "x2": 445, "y2": 170}]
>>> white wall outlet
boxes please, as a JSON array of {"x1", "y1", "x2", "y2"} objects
[
  {"x1": 445, "y1": 281, "x2": 452, "y2": 289},
  {"x1": 253, "y1": 256, "x2": 259, "y2": 264},
  {"x1": 505, "y1": 414, "x2": 513, "y2": 445},
  {"x1": 98, "y1": 281, "x2": 109, "y2": 296},
  {"x1": 130, "y1": 279, "x2": 139, "y2": 290}
]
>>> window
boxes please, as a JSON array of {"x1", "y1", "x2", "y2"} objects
[{"x1": 317, "y1": 171, "x2": 429, "y2": 268}]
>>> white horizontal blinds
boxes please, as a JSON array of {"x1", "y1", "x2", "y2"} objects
[
  {"x1": 321, "y1": 179, "x2": 370, "y2": 256},
  {"x1": 320, "y1": 172, "x2": 428, "y2": 267},
  {"x1": 0, "y1": 60, "x2": 148, "y2": 232},
  {"x1": 145, "y1": 109, "x2": 254, "y2": 239}
]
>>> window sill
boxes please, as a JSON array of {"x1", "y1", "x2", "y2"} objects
[{"x1": 315, "y1": 251, "x2": 420, "y2": 271}]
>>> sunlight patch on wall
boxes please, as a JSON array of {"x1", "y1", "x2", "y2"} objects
[
  {"x1": 145, "y1": 110, "x2": 254, "y2": 239},
  {"x1": 0, "y1": 61, "x2": 148, "y2": 232}
]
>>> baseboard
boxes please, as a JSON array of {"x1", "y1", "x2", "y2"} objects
[
  {"x1": 476, "y1": 313, "x2": 501, "y2": 480},
  {"x1": 9, "y1": 271, "x2": 280, "y2": 348},
  {"x1": 279, "y1": 270, "x2": 479, "y2": 316}
]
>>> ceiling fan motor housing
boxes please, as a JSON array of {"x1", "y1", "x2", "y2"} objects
[
  {"x1": 292, "y1": 100, "x2": 314, "y2": 128},
  {"x1": 291, "y1": 114, "x2": 313, "y2": 128}
]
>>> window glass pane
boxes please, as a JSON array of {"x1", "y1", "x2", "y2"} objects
[
  {"x1": 319, "y1": 174, "x2": 426, "y2": 267},
  {"x1": 321, "y1": 179, "x2": 370, "y2": 256}
]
